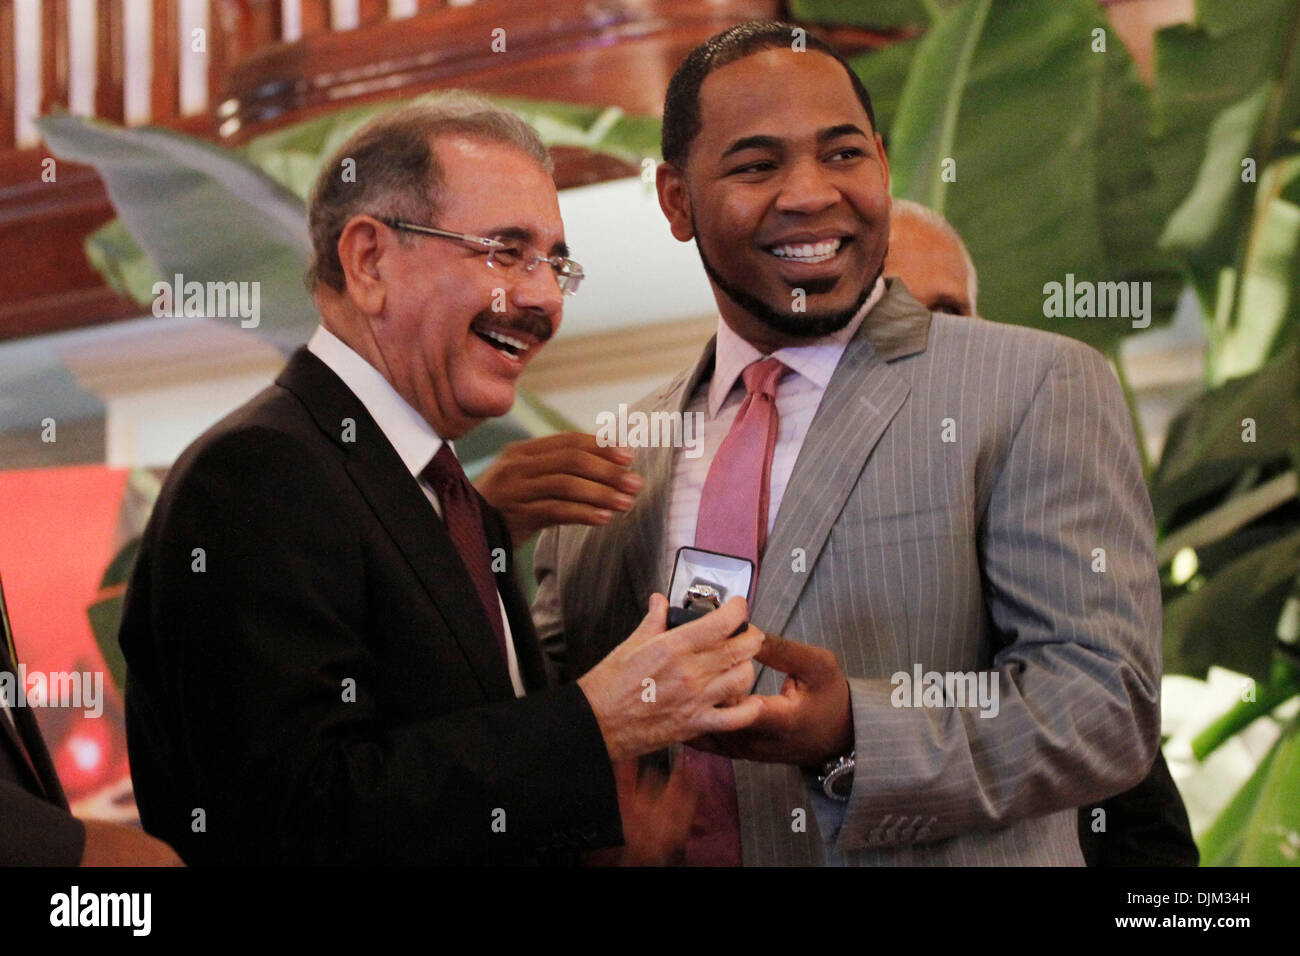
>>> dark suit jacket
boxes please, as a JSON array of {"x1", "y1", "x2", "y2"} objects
[
  {"x1": 1079, "y1": 750, "x2": 1198, "y2": 866},
  {"x1": 119, "y1": 347, "x2": 621, "y2": 865},
  {"x1": 1, "y1": 636, "x2": 85, "y2": 865}
]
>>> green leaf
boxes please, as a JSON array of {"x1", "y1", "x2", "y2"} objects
[
  {"x1": 1094, "y1": 19, "x2": 1184, "y2": 325},
  {"x1": 1206, "y1": 150, "x2": 1300, "y2": 383},
  {"x1": 1163, "y1": 523, "x2": 1300, "y2": 680},
  {"x1": 1150, "y1": 0, "x2": 1300, "y2": 220},
  {"x1": 1149, "y1": 0, "x2": 1300, "y2": 383},
  {"x1": 86, "y1": 536, "x2": 142, "y2": 694},
  {"x1": 849, "y1": 36, "x2": 923, "y2": 141},
  {"x1": 98, "y1": 535, "x2": 141, "y2": 590},
  {"x1": 788, "y1": 0, "x2": 937, "y2": 29},
  {"x1": 1159, "y1": 85, "x2": 1270, "y2": 263},
  {"x1": 885, "y1": 0, "x2": 1179, "y2": 352},
  {"x1": 84, "y1": 218, "x2": 164, "y2": 305},
  {"x1": 1238, "y1": 716, "x2": 1300, "y2": 864},
  {"x1": 1198, "y1": 729, "x2": 1282, "y2": 866},
  {"x1": 86, "y1": 591, "x2": 128, "y2": 694},
  {"x1": 889, "y1": 0, "x2": 990, "y2": 212},
  {"x1": 1191, "y1": 659, "x2": 1300, "y2": 759},
  {"x1": 491, "y1": 98, "x2": 662, "y2": 163},
  {"x1": 1149, "y1": 340, "x2": 1300, "y2": 530},
  {"x1": 38, "y1": 114, "x2": 317, "y2": 351}
]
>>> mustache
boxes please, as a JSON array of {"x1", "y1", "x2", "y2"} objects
[{"x1": 470, "y1": 311, "x2": 554, "y2": 343}]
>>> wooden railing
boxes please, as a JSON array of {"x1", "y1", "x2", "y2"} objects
[
  {"x1": 4, "y1": 0, "x2": 401, "y2": 150},
  {"x1": 0, "y1": 0, "x2": 892, "y2": 342}
]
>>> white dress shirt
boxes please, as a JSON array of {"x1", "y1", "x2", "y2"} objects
[
  {"x1": 662, "y1": 279, "x2": 886, "y2": 584},
  {"x1": 308, "y1": 325, "x2": 526, "y2": 697}
]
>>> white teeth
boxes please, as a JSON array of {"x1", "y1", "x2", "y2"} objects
[
  {"x1": 482, "y1": 329, "x2": 528, "y2": 352},
  {"x1": 768, "y1": 238, "x2": 842, "y2": 263}
]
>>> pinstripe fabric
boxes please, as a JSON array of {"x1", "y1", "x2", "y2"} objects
[{"x1": 533, "y1": 279, "x2": 1162, "y2": 866}]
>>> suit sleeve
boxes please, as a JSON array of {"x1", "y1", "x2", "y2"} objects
[
  {"x1": 831, "y1": 340, "x2": 1162, "y2": 851},
  {"x1": 531, "y1": 527, "x2": 571, "y2": 685},
  {"x1": 0, "y1": 781, "x2": 85, "y2": 865},
  {"x1": 130, "y1": 426, "x2": 620, "y2": 864}
]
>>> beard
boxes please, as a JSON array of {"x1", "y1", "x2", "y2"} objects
[{"x1": 695, "y1": 234, "x2": 885, "y2": 340}]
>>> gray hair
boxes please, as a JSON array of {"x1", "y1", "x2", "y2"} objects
[
  {"x1": 306, "y1": 92, "x2": 553, "y2": 292},
  {"x1": 891, "y1": 198, "x2": 979, "y2": 313}
]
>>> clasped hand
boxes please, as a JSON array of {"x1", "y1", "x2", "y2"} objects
[{"x1": 695, "y1": 630, "x2": 854, "y2": 769}]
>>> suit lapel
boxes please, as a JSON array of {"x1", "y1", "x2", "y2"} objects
[
  {"x1": 0, "y1": 701, "x2": 47, "y2": 797},
  {"x1": 486, "y1": 508, "x2": 548, "y2": 693},
  {"x1": 753, "y1": 280, "x2": 932, "y2": 638},
  {"x1": 6, "y1": 689, "x2": 67, "y2": 805},
  {"x1": 621, "y1": 345, "x2": 718, "y2": 612},
  {"x1": 277, "y1": 349, "x2": 514, "y2": 699}
]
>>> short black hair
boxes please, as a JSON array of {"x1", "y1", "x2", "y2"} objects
[{"x1": 661, "y1": 20, "x2": 877, "y2": 167}]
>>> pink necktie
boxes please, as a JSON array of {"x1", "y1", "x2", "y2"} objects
[{"x1": 684, "y1": 356, "x2": 787, "y2": 866}]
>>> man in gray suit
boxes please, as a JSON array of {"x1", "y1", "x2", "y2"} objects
[
  {"x1": 523, "y1": 21, "x2": 1162, "y2": 865},
  {"x1": 884, "y1": 198, "x2": 1196, "y2": 867}
]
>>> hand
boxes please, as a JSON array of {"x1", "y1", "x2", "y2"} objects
[
  {"x1": 79, "y1": 820, "x2": 185, "y2": 866},
  {"x1": 585, "y1": 760, "x2": 697, "y2": 866},
  {"x1": 692, "y1": 631, "x2": 853, "y2": 768},
  {"x1": 474, "y1": 433, "x2": 645, "y2": 545},
  {"x1": 578, "y1": 594, "x2": 764, "y2": 762}
]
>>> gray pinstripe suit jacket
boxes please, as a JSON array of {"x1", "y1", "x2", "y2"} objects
[{"x1": 533, "y1": 278, "x2": 1162, "y2": 865}]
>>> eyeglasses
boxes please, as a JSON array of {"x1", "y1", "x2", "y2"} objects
[{"x1": 382, "y1": 219, "x2": 584, "y2": 295}]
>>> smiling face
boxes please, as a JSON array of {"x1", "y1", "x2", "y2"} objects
[
  {"x1": 657, "y1": 48, "x2": 891, "y2": 351},
  {"x1": 369, "y1": 135, "x2": 566, "y2": 439}
]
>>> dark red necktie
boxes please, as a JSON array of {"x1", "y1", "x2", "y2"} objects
[{"x1": 422, "y1": 445, "x2": 509, "y2": 665}]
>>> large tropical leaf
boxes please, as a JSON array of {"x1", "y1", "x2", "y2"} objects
[
  {"x1": 1238, "y1": 717, "x2": 1300, "y2": 865},
  {"x1": 1190, "y1": 659, "x2": 1300, "y2": 761},
  {"x1": 1151, "y1": 0, "x2": 1300, "y2": 384},
  {"x1": 789, "y1": 0, "x2": 937, "y2": 30},
  {"x1": 1198, "y1": 728, "x2": 1282, "y2": 866},
  {"x1": 882, "y1": 0, "x2": 1180, "y2": 352},
  {"x1": 1163, "y1": 523, "x2": 1300, "y2": 680},
  {"x1": 847, "y1": 37, "x2": 923, "y2": 143},
  {"x1": 1150, "y1": 0, "x2": 1300, "y2": 230},
  {"x1": 1148, "y1": 341, "x2": 1300, "y2": 531},
  {"x1": 1204, "y1": 148, "x2": 1300, "y2": 383},
  {"x1": 38, "y1": 114, "x2": 317, "y2": 352},
  {"x1": 888, "y1": 0, "x2": 990, "y2": 214},
  {"x1": 1158, "y1": 85, "x2": 1271, "y2": 267}
]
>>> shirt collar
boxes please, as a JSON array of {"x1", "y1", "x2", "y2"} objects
[
  {"x1": 307, "y1": 324, "x2": 447, "y2": 478},
  {"x1": 707, "y1": 276, "x2": 885, "y2": 417}
]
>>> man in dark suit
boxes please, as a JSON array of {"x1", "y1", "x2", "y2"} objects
[
  {"x1": 119, "y1": 94, "x2": 764, "y2": 865},
  {"x1": 1, "y1": 576, "x2": 180, "y2": 865}
]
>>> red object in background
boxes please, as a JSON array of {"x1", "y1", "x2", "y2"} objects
[
  {"x1": 0, "y1": 465, "x2": 130, "y2": 802},
  {"x1": 53, "y1": 709, "x2": 114, "y2": 793}
]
